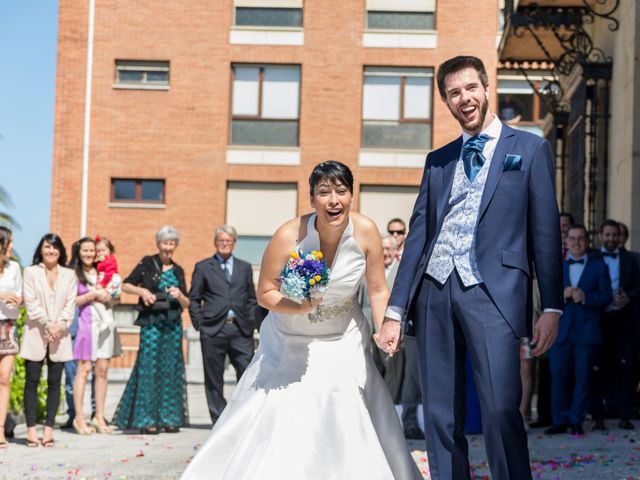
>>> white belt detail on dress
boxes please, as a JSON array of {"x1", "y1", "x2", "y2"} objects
[{"x1": 308, "y1": 295, "x2": 358, "y2": 323}]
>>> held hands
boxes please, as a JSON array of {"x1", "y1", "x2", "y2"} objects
[
  {"x1": 564, "y1": 287, "x2": 585, "y2": 303},
  {"x1": 613, "y1": 288, "x2": 629, "y2": 308},
  {"x1": 167, "y1": 286, "x2": 182, "y2": 300},
  {"x1": 140, "y1": 288, "x2": 157, "y2": 307},
  {"x1": 0, "y1": 291, "x2": 21, "y2": 307},
  {"x1": 298, "y1": 297, "x2": 322, "y2": 315},
  {"x1": 46, "y1": 323, "x2": 66, "y2": 342},
  {"x1": 530, "y1": 311, "x2": 559, "y2": 357},
  {"x1": 374, "y1": 317, "x2": 401, "y2": 356}
]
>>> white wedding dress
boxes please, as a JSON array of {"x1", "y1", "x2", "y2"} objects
[{"x1": 182, "y1": 215, "x2": 422, "y2": 480}]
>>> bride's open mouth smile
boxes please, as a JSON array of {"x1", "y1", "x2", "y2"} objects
[{"x1": 324, "y1": 208, "x2": 346, "y2": 222}]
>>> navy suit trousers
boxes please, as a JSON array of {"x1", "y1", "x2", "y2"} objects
[{"x1": 415, "y1": 272, "x2": 530, "y2": 480}]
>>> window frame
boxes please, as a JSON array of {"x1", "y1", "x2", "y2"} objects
[
  {"x1": 361, "y1": 66, "x2": 434, "y2": 150},
  {"x1": 232, "y1": 6, "x2": 304, "y2": 28},
  {"x1": 497, "y1": 76, "x2": 549, "y2": 127},
  {"x1": 364, "y1": 10, "x2": 436, "y2": 31},
  {"x1": 110, "y1": 178, "x2": 166, "y2": 205},
  {"x1": 114, "y1": 60, "x2": 170, "y2": 90},
  {"x1": 229, "y1": 63, "x2": 302, "y2": 146}
]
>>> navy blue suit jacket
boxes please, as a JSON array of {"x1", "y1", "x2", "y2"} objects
[
  {"x1": 557, "y1": 255, "x2": 612, "y2": 345},
  {"x1": 389, "y1": 123, "x2": 563, "y2": 337}
]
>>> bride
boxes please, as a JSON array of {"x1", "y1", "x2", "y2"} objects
[{"x1": 181, "y1": 161, "x2": 422, "y2": 480}]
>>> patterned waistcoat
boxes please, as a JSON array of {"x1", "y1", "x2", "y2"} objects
[{"x1": 425, "y1": 154, "x2": 493, "y2": 286}]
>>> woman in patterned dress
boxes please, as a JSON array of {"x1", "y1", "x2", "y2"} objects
[{"x1": 112, "y1": 225, "x2": 190, "y2": 434}]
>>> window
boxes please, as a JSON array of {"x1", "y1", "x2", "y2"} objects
[
  {"x1": 359, "y1": 185, "x2": 419, "y2": 233},
  {"x1": 497, "y1": 76, "x2": 551, "y2": 137},
  {"x1": 365, "y1": 0, "x2": 436, "y2": 31},
  {"x1": 230, "y1": 64, "x2": 301, "y2": 146},
  {"x1": 233, "y1": 1, "x2": 303, "y2": 28},
  {"x1": 111, "y1": 179, "x2": 165, "y2": 204},
  {"x1": 226, "y1": 182, "x2": 298, "y2": 265},
  {"x1": 115, "y1": 60, "x2": 170, "y2": 88},
  {"x1": 362, "y1": 66, "x2": 433, "y2": 149}
]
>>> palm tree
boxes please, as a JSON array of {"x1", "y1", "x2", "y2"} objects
[{"x1": 0, "y1": 185, "x2": 19, "y2": 230}]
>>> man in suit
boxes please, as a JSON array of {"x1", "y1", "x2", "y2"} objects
[
  {"x1": 377, "y1": 56, "x2": 563, "y2": 479},
  {"x1": 189, "y1": 225, "x2": 258, "y2": 424},
  {"x1": 590, "y1": 219, "x2": 640, "y2": 430},
  {"x1": 546, "y1": 225, "x2": 611, "y2": 435}
]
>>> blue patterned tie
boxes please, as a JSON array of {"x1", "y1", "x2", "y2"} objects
[{"x1": 462, "y1": 134, "x2": 490, "y2": 182}]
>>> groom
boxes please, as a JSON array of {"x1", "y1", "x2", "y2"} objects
[{"x1": 377, "y1": 56, "x2": 563, "y2": 479}]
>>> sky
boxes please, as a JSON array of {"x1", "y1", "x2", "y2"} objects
[{"x1": 0, "y1": 2, "x2": 58, "y2": 261}]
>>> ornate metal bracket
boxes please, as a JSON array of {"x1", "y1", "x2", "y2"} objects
[{"x1": 510, "y1": 1, "x2": 618, "y2": 77}]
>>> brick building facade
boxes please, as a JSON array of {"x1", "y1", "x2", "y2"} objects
[{"x1": 51, "y1": 0, "x2": 502, "y2": 373}]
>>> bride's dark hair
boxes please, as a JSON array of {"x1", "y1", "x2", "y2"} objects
[{"x1": 309, "y1": 161, "x2": 354, "y2": 196}]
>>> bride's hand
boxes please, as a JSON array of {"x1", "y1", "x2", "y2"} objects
[{"x1": 298, "y1": 297, "x2": 322, "y2": 315}]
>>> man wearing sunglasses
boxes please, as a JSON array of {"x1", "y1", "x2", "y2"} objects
[{"x1": 387, "y1": 218, "x2": 407, "y2": 260}]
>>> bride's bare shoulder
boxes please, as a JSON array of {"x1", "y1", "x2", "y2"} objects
[
  {"x1": 271, "y1": 214, "x2": 312, "y2": 247},
  {"x1": 350, "y1": 212, "x2": 381, "y2": 249}
]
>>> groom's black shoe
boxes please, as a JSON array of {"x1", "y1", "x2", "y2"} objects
[
  {"x1": 404, "y1": 428, "x2": 425, "y2": 440},
  {"x1": 544, "y1": 424, "x2": 568, "y2": 435},
  {"x1": 570, "y1": 424, "x2": 584, "y2": 435}
]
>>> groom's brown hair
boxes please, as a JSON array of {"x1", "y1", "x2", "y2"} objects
[{"x1": 436, "y1": 56, "x2": 489, "y2": 99}]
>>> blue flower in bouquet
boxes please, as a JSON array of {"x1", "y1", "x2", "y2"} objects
[
  {"x1": 280, "y1": 271, "x2": 307, "y2": 301},
  {"x1": 279, "y1": 250, "x2": 330, "y2": 302}
]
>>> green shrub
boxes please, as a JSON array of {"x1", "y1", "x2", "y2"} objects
[{"x1": 9, "y1": 307, "x2": 48, "y2": 421}]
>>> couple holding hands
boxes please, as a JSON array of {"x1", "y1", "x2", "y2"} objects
[{"x1": 182, "y1": 55, "x2": 563, "y2": 480}]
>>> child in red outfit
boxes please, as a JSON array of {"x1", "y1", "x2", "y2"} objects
[{"x1": 95, "y1": 236, "x2": 121, "y2": 298}]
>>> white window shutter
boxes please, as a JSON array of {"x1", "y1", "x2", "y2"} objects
[
  {"x1": 363, "y1": 76, "x2": 401, "y2": 121},
  {"x1": 404, "y1": 77, "x2": 432, "y2": 120},
  {"x1": 232, "y1": 66, "x2": 260, "y2": 116},
  {"x1": 261, "y1": 66, "x2": 300, "y2": 119}
]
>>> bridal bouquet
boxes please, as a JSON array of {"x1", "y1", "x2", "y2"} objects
[{"x1": 279, "y1": 250, "x2": 330, "y2": 303}]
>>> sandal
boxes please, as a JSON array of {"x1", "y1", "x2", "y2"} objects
[
  {"x1": 164, "y1": 426, "x2": 180, "y2": 433},
  {"x1": 26, "y1": 438, "x2": 40, "y2": 448},
  {"x1": 72, "y1": 418, "x2": 96, "y2": 435},
  {"x1": 140, "y1": 426, "x2": 159, "y2": 435},
  {"x1": 0, "y1": 440, "x2": 7, "y2": 449},
  {"x1": 91, "y1": 417, "x2": 115, "y2": 434},
  {"x1": 41, "y1": 438, "x2": 55, "y2": 448}
]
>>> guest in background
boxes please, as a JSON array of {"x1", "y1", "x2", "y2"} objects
[
  {"x1": 20, "y1": 233, "x2": 77, "y2": 447},
  {"x1": 0, "y1": 227, "x2": 22, "y2": 449},
  {"x1": 591, "y1": 220, "x2": 640, "y2": 430},
  {"x1": 112, "y1": 225, "x2": 189, "y2": 434},
  {"x1": 559, "y1": 212, "x2": 575, "y2": 260},
  {"x1": 69, "y1": 237, "x2": 121, "y2": 435},
  {"x1": 386, "y1": 218, "x2": 407, "y2": 260},
  {"x1": 546, "y1": 225, "x2": 611, "y2": 435},
  {"x1": 519, "y1": 277, "x2": 542, "y2": 432},
  {"x1": 189, "y1": 225, "x2": 258, "y2": 425},
  {"x1": 532, "y1": 213, "x2": 574, "y2": 429}
]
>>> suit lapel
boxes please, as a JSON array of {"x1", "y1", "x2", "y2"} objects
[
  {"x1": 435, "y1": 138, "x2": 462, "y2": 228},
  {"x1": 577, "y1": 259, "x2": 592, "y2": 290},
  {"x1": 209, "y1": 256, "x2": 229, "y2": 283},
  {"x1": 478, "y1": 124, "x2": 516, "y2": 220}
]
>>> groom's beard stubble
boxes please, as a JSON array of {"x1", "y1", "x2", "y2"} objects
[{"x1": 450, "y1": 94, "x2": 489, "y2": 134}]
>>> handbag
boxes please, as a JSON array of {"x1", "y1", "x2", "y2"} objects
[
  {"x1": 149, "y1": 291, "x2": 171, "y2": 311},
  {"x1": 0, "y1": 320, "x2": 19, "y2": 355}
]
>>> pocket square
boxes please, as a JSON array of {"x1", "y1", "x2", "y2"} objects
[{"x1": 503, "y1": 154, "x2": 522, "y2": 172}]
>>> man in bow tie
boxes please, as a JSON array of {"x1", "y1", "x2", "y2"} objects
[
  {"x1": 545, "y1": 224, "x2": 611, "y2": 435},
  {"x1": 590, "y1": 220, "x2": 640, "y2": 430},
  {"x1": 376, "y1": 55, "x2": 563, "y2": 479}
]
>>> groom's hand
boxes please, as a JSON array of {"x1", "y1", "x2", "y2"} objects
[
  {"x1": 530, "y1": 311, "x2": 559, "y2": 357},
  {"x1": 375, "y1": 317, "x2": 401, "y2": 356}
]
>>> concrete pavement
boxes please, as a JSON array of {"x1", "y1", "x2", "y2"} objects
[{"x1": 2, "y1": 375, "x2": 640, "y2": 479}]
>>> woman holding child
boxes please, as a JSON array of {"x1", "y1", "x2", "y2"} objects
[{"x1": 68, "y1": 236, "x2": 121, "y2": 435}]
